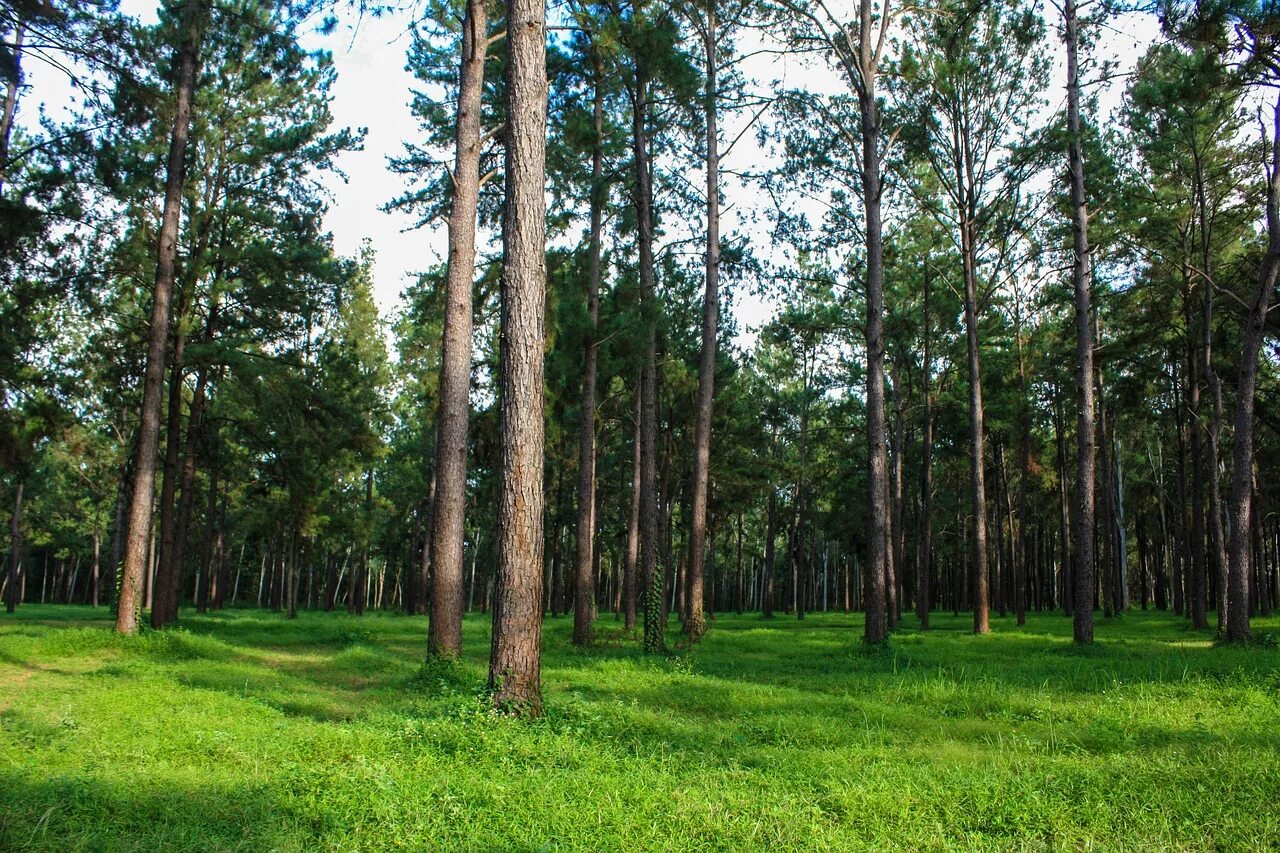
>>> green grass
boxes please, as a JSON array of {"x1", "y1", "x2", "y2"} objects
[{"x1": 1, "y1": 606, "x2": 1278, "y2": 851}]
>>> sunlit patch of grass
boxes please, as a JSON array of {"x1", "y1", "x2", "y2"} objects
[{"x1": 1, "y1": 604, "x2": 1278, "y2": 850}]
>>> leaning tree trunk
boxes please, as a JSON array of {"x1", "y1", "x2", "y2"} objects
[
  {"x1": 572, "y1": 56, "x2": 606, "y2": 647},
  {"x1": 1065, "y1": 0, "x2": 1096, "y2": 644},
  {"x1": 117, "y1": 0, "x2": 204, "y2": 635},
  {"x1": 428, "y1": 0, "x2": 488, "y2": 659},
  {"x1": 686, "y1": 2, "x2": 720, "y2": 643},
  {"x1": 488, "y1": 0, "x2": 547, "y2": 714},
  {"x1": 1226, "y1": 94, "x2": 1280, "y2": 643}
]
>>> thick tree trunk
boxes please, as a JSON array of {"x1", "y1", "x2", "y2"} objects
[
  {"x1": 572, "y1": 57, "x2": 606, "y2": 646},
  {"x1": 1065, "y1": 0, "x2": 1096, "y2": 643},
  {"x1": 117, "y1": 0, "x2": 205, "y2": 635},
  {"x1": 1226, "y1": 94, "x2": 1280, "y2": 642},
  {"x1": 428, "y1": 0, "x2": 488, "y2": 658},
  {"x1": 489, "y1": 0, "x2": 547, "y2": 713}
]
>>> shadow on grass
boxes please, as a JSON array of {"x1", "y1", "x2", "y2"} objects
[{"x1": 0, "y1": 770, "x2": 302, "y2": 851}]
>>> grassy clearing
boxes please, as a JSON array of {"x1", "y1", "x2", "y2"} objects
[{"x1": 1, "y1": 605, "x2": 1277, "y2": 851}]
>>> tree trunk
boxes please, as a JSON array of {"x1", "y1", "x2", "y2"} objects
[
  {"x1": 0, "y1": 22, "x2": 24, "y2": 194},
  {"x1": 623, "y1": 384, "x2": 641, "y2": 630},
  {"x1": 685, "y1": 1, "x2": 719, "y2": 643},
  {"x1": 1225, "y1": 94, "x2": 1280, "y2": 642},
  {"x1": 151, "y1": 303, "x2": 189, "y2": 628},
  {"x1": 196, "y1": 435, "x2": 219, "y2": 613},
  {"x1": 6, "y1": 481, "x2": 22, "y2": 613},
  {"x1": 858, "y1": 12, "x2": 889, "y2": 644},
  {"x1": 633, "y1": 51, "x2": 664, "y2": 655},
  {"x1": 890, "y1": 355, "x2": 906, "y2": 628},
  {"x1": 1187, "y1": 293, "x2": 1209, "y2": 629},
  {"x1": 428, "y1": 0, "x2": 488, "y2": 658},
  {"x1": 763, "y1": 464, "x2": 777, "y2": 618},
  {"x1": 917, "y1": 273, "x2": 933, "y2": 629},
  {"x1": 1065, "y1": 0, "x2": 1096, "y2": 643},
  {"x1": 572, "y1": 55, "x2": 606, "y2": 646},
  {"x1": 117, "y1": 0, "x2": 205, "y2": 635},
  {"x1": 489, "y1": 0, "x2": 547, "y2": 713}
]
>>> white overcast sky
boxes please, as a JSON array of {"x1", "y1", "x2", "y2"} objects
[{"x1": 18, "y1": 1, "x2": 1160, "y2": 338}]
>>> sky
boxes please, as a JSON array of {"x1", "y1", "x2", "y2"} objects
[{"x1": 17, "y1": 1, "x2": 1162, "y2": 343}]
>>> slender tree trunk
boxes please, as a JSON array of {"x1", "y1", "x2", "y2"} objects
[
  {"x1": 917, "y1": 274, "x2": 934, "y2": 629},
  {"x1": 890, "y1": 355, "x2": 906, "y2": 628},
  {"x1": 624, "y1": 385, "x2": 641, "y2": 630},
  {"x1": 763, "y1": 467, "x2": 777, "y2": 618},
  {"x1": 117, "y1": 0, "x2": 205, "y2": 635},
  {"x1": 1173, "y1": 359, "x2": 1190, "y2": 617},
  {"x1": 196, "y1": 435, "x2": 219, "y2": 613},
  {"x1": 488, "y1": 0, "x2": 547, "y2": 713},
  {"x1": 151, "y1": 307, "x2": 188, "y2": 628},
  {"x1": 960, "y1": 216, "x2": 990, "y2": 634},
  {"x1": 6, "y1": 482, "x2": 22, "y2": 613},
  {"x1": 91, "y1": 523, "x2": 101, "y2": 607},
  {"x1": 633, "y1": 49, "x2": 663, "y2": 655},
  {"x1": 685, "y1": 2, "x2": 720, "y2": 643},
  {"x1": 0, "y1": 22, "x2": 24, "y2": 195},
  {"x1": 859, "y1": 29, "x2": 888, "y2": 643},
  {"x1": 735, "y1": 510, "x2": 744, "y2": 615},
  {"x1": 1065, "y1": 0, "x2": 1096, "y2": 643},
  {"x1": 1187, "y1": 293, "x2": 1209, "y2": 629},
  {"x1": 572, "y1": 56, "x2": 606, "y2": 646},
  {"x1": 428, "y1": 0, "x2": 488, "y2": 658},
  {"x1": 1226, "y1": 94, "x2": 1280, "y2": 642}
]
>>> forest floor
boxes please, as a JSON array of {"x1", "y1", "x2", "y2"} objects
[{"x1": 1, "y1": 606, "x2": 1278, "y2": 851}]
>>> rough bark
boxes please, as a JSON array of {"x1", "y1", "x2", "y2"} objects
[
  {"x1": 150, "y1": 303, "x2": 188, "y2": 629},
  {"x1": 428, "y1": 0, "x2": 488, "y2": 658},
  {"x1": 623, "y1": 384, "x2": 640, "y2": 630},
  {"x1": 6, "y1": 481, "x2": 22, "y2": 613},
  {"x1": 685, "y1": 2, "x2": 719, "y2": 644},
  {"x1": 1065, "y1": 0, "x2": 1096, "y2": 644},
  {"x1": 917, "y1": 273, "x2": 933, "y2": 629},
  {"x1": 1225, "y1": 94, "x2": 1280, "y2": 642},
  {"x1": 633, "y1": 49, "x2": 663, "y2": 655},
  {"x1": 857, "y1": 3, "x2": 888, "y2": 644},
  {"x1": 0, "y1": 22, "x2": 23, "y2": 194},
  {"x1": 117, "y1": 0, "x2": 204, "y2": 635},
  {"x1": 762, "y1": 452, "x2": 777, "y2": 618},
  {"x1": 572, "y1": 55, "x2": 606, "y2": 646},
  {"x1": 489, "y1": 0, "x2": 547, "y2": 714}
]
